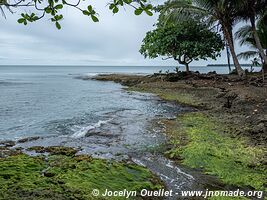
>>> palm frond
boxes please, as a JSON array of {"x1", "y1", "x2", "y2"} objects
[
  {"x1": 235, "y1": 25, "x2": 252, "y2": 39},
  {"x1": 0, "y1": 6, "x2": 6, "y2": 18},
  {"x1": 159, "y1": 0, "x2": 212, "y2": 27},
  {"x1": 235, "y1": 25, "x2": 254, "y2": 46},
  {"x1": 237, "y1": 51, "x2": 259, "y2": 60},
  {"x1": 194, "y1": 0, "x2": 215, "y2": 11}
]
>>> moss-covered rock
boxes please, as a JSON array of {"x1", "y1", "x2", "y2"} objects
[
  {"x1": 0, "y1": 153, "x2": 163, "y2": 200},
  {"x1": 165, "y1": 113, "x2": 266, "y2": 191}
]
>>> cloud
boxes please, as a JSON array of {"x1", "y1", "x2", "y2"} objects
[{"x1": 0, "y1": 0, "x2": 250, "y2": 66}]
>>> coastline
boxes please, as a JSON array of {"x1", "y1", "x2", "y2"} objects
[
  {"x1": 92, "y1": 73, "x2": 267, "y2": 192},
  {"x1": 1, "y1": 72, "x2": 266, "y2": 199}
]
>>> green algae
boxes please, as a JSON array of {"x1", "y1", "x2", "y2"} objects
[
  {"x1": 128, "y1": 86, "x2": 209, "y2": 108},
  {"x1": 166, "y1": 112, "x2": 267, "y2": 191},
  {"x1": 0, "y1": 152, "x2": 163, "y2": 200}
]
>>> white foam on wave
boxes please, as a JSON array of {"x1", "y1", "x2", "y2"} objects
[
  {"x1": 71, "y1": 119, "x2": 111, "y2": 138},
  {"x1": 85, "y1": 73, "x2": 99, "y2": 77}
]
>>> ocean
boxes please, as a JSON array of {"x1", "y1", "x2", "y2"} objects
[
  {"x1": 0, "y1": 65, "x2": 185, "y2": 143},
  {"x1": 0, "y1": 65, "x2": 259, "y2": 141},
  {"x1": 0, "y1": 65, "x2": 254, "y2": 195}
]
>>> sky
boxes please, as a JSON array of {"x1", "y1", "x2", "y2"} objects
[{"x1": 0, "y1": 0, "x2": 250, "y2": 66}]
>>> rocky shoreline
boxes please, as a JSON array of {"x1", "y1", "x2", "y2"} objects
[
  {"x1": 91, "y1": 72, "x2": 267, "y2": 195},
  {"x1": 0, "y1": 72, "x2": 266, "y2": 199},
  {"x1": 92, "y1": 72, "x2": 267, "y2": 145}
]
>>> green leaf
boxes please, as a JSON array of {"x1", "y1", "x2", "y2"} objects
[
  {"x1": 113, "y1": 7, "x2": 119, "y2": 14},
  {"x1": 87, "y1": 5, "x2": 93, "y2": 12},
  {"x1": 146, "y1": 4, "x2": 153, "y2": 9},
  {"x1": 83, "y1": 10, "x2": 90, "y2": 15},
  {"x1": 145, "y1": 10, "x2": 153, "y2": 16},
  {"x1": 123, "y1": 0, "x2": 132, "y2": 4},
  {"x1": 57, "y1": 14, "x2": 63, "y2": 20},
  {"x1": 109, "y1": 4, "x2": 115, "y2": 9},
  {"x1": 91, "y1": 15, "x2": 99, "y2": 22},
  {"x1": 45, "y1": 7, "x2": 52, "y2": 13},
  {"x1": 17, "y1": 18, "x2": 25, "y2": 24},
  {"x1": 134, "y1": 8, "x2": 143, "y2": 15},
  {"x1": 55, "y1": 21, "x2": 61, "y2": 30},
  {"x1": 54, "y1": 4, "x2": 63, "y2": 9}
]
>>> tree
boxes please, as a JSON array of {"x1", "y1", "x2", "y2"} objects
[
  {"x1": 235, "y1": 19, "x2": 267, "y2": 70},
  {"x1": 0, "y1": 0, "x2": 153, "y2": 29},
  {"x1": 140, "y1": 20, "x2": 224, "y2": 72},
  {"x1": 159, "y1": 0, "x2": 246, "y2": 77},
  {"x1": 234, "y1": 0, "x2": 267, "y2": 70}
]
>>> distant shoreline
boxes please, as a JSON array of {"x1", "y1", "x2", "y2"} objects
[
  {"x1": 0, "y1": 64, "x2": 261, "y2": 68},
  {"x1": 206, "y1": 64, "x2": 260, "y2": 67}
]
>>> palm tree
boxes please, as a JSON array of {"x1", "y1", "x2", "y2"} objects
[
  {"x1": 234, "y1": 0, "x2": 267, "y2": 70},
  {"x1": 235, "y1": 14, "x2": 267, "y2": 70},
  {"x1": 160, "y1": 0, "x2": 246, "y2": 77}
]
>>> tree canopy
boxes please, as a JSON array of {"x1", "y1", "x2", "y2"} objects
[
  {"x1": 140, "y1": 20, "x2": 224, "y2": 72},
  {"x1": 0, "y1": 0, "x2": 153, "y2": 29},
  {"x1": 235, "y1": 12, "x2": 267, "y2": 69},
  {"x1": 159, "y1": 0, "x2": 247, "y2": 76}
]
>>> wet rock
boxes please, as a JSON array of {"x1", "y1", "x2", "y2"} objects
[
  {"x1": 17, "y1": 136, "x2": 41, "y2": 143},
  {"x1": 27, "y1": 146, "x2": 79, "y2": 156},
  {"x1": 0, "y1": 140, "x2": 15, "y2": 147}
]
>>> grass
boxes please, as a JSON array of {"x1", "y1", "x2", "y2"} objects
[
  {"x1": 165, "y1": 112, "x2": 266, "y2": 191},
  {"x1": 0, "y1": 150, "x2": 163, "y2": 200}
]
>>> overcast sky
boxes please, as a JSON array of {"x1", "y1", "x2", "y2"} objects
[{"x1": 0, "y1": 0, "x2": 250, "y2": 66}]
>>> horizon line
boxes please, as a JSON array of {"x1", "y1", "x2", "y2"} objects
[{"x1": 0, "y1": 64, "x2": 254, "y2": 67}]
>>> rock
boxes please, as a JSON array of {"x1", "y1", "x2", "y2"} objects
[
  {"x1": 0, "y1": 140, "x2": 15, "y2": 147},
  {"x1": 251, "y1": 123, "x2": 266, "y2": 134},
  {"x1": 17, "y1": 136, "x2": 40, "y2": 143},
  {"x1": 258, "y1": 115, "x2": 267, "y2": 123}
]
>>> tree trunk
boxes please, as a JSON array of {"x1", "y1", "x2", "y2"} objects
[
  {"x1": 185, "y1": 63, "x2": 190, "y2": 72},
  {"x1": 263, "y1": 63, "x2": 267, "y2": 86},
  {"x1": 250, "y1": 17, "x2": 267, "y2": 67},
  {"x1": 226, "y1": 42, "x2": 232, "y2": 73},
  {"x1": 264, "y1": 63, "x2": 267, "y2": 72},
  {"x1": 174, "y1": 56, "x2": 190, "y2": 72},
  {"x1": 223, "y1": 26, "x2": 245, "y2": 77}
]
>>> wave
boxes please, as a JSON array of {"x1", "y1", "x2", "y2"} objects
[
  {"x1": 0, "y1": 81, "x2": 32, "y2": 86},
  {"x1": 71, "y1": 119, "x2": 111, "y2": 138},
  {"x1": 74, "y1": 73, "x2": 102, "y2": 80}
]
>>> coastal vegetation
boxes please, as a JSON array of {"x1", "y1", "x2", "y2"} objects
[
  {"x1": 0, "y1": 147, "x2": 163, "y2": 200},
  {"x1": 141, "y1": 0, "x2": 267, "y2": 77},
  {"x1": 140, "y1": 19, "x2": 224, "y2": 72},
  {"x1": 236, "y1": 13, "x2": 267, "y2": 71},
  {"x1": 0, "y1": 0, "x2": 153, "y2": 29}
]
